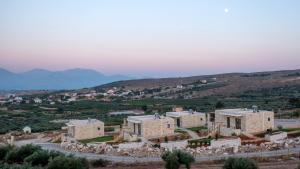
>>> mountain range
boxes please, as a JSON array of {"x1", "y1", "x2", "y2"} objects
[{"x1": 0, "y1": 68, "x2": 131, "y2": 90}]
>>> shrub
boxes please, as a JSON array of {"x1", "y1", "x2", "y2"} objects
[
  {"x1": 0, "y1": 163, "x2": 41, "y2": 169},
  {"x1": 176, "y1": 150, "x2": 195, "y2": 169},
  {"x1": 91, "y1": 158, "x2": 109, "y2": 167},
  {"x1": 297, "y1": 161, "x2": 300, "y2": 169},
  {"x1": 48, "y1": 156, "x2": 89, "y2": 169},
  {"x1": 162, "y1": 151, "x2": 180, "y2": 169},
  {"x1": 0, "y1": 145, "x2": 13, "y2": 161},
  {"x1": 161, "y1": 150, "x2": 195, "y2": 169},
  {"x1": 24, "y1": 150, "x2": 50, "y2": 166},
  {"x1": 223, "y1": 157, "x2": 259, "y2": 169},
  {"x1": 48, "y1": 150, "x2": 64, "y2": 159},
  {"x1": 5, "y1": 145, "x2": 41, "y2": 164}
]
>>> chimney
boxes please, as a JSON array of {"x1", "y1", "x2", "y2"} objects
[
  {"x1": 154, "y1": 113, "x2": 160, "y2": 119},
  {"x1": 252, "y1": 105, "x2": 258, "y2": 113}
]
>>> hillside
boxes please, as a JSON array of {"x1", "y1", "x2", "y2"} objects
[{"x1": 94, "y1": 69, "x2": 300, "y2": 98}]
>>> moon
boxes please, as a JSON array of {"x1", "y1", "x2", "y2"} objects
[{"x1": 224, "y1": 8, "x2": 229, "y2": 13}]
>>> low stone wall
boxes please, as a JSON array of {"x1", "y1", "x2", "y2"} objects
[
  {"x1": 160, "y1": 141, "x2": 188, "y2": 150},
  {"x1": 210, "y1": 138, "x2": 241, "y2": 149},
  {"x1": 265, "y1": 132, "x2": 287, "y2": 142},
  {"x1": 118, "y1": 142, "x2": 145, "y2": 150}
]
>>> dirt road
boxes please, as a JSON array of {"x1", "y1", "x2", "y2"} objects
[{"x1": 102, "y1": 160, "x2": 299, "y2": 169}]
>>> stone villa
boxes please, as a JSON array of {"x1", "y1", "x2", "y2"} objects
[
  {"x1": 123, "y1": 114, "x2": 174, "y2": 140},
  {"x1": 208, "y1": 106, "x2": 274, "y2": 136},
  {"x1": 166, "y1": 110, "x2": 206, "y2": 128},
  {"x1": 64, "y1": 119, "x2": 104, "y2": 140}
]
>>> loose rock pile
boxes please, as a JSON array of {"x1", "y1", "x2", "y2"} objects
[
  {"x1": 61, "y1": 142, "x2": 113, "y2": 154},
  {"x1": 60, "y1": 136, "x2": 300, "y2": 158}
]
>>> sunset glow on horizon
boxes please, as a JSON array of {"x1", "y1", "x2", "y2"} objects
[{"x1": 0, "y1": 0, "x2": 299, "y2": 77}]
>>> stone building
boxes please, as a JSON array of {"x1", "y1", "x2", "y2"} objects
[
  {"x1": 64, "y1": 119, "x2": 104, "y2": 140},
  {"x1": 166, "y1": 110, "x2": 206, "y2": 128},
  {"x1": 208, "y1": 106, "x2": 274, "y2": 136},
  {"x1": 123, "y1": 114, "x2": 174, "y2": 140}
]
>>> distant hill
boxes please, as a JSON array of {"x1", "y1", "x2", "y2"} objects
[
  {"x1": 0, "y1": 68, "x2": 131, "y2": 90},
  {"x1": 94, "y1": 69, "x2": 300, "y2": 98}
]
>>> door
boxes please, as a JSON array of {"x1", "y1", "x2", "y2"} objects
[{"x1": 177, "y1": 118, "x2": 181, "y2": 127}]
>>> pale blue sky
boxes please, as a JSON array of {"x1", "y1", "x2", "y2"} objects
[{"x1": 0, "y1": 0, "x2": 299, "y2": 77}]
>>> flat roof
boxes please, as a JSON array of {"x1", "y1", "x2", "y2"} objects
[
  {"x1": 166, "y1": 111, "x2": 204, "y2": 118},
  {"x1": 215, "y1": 108, "x2": 272, "y2": 117},
  {"x1": 127, "y1": 115, "x2": 166, "y2": 123},
  {"x1": 66, "y1": 119, "x2": 103, "y2": 126}
]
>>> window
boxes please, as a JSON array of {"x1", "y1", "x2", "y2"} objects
[
  {"x1": 227, "y1": 117, "x2": 230, "y2": 128},
  {"x1": 235, "y1": 118, "x2": 241, "y2": 129},
  {"x1": 167, "y1": 124, "x2": 171, "y2": 128},
  {"x1": 268, "y1": 117, "x2": 270, "y2": 121},
  {"x1": 98, "y1": 127, "x2": 101, "y2": 130},
  {"x1": 200, "y1": 118, "x2": 203, "y2": 121}
]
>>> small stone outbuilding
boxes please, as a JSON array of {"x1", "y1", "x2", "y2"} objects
[
  {"x1": 208, "y1": 106, "x2": 274, "y2": 136},
  {"x1": 64, "y1": 119, "x2": 104, "y2": 140},
  {"x1": 123, "y1": 114, "x2": 174, "y2": 140},
  {"x1": 166, "y1": 110, "x2": 206, "y2": 128}
]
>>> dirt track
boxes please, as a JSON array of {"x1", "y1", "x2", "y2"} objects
[{"x1": 101, "y1": 160, "x2": 299, "y2": 169}]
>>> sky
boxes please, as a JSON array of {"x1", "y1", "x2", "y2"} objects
[{"x1": 0, "y1": 0, "x2": 299, "y2": 77}]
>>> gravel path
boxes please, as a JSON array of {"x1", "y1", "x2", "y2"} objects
[{"x1": 178, "y1": 128, "x2": 200, "y2": 139}]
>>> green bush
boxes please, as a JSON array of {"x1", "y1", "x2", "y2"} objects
[
  {"x1": 91, "y1": 158, "x2": 109, "y2": 167},
  {"x1": 296, "y1": 161, "x2": 300, "y2": 169},
  {"x1": 0, "y1": 163, "x2": 42, "y2": 169},
  {"x1": 223, "y1": 157, "x2": 259, "y2": 169},
  {"x1": 48, "y1": 150, "x2": 64, "y2": 159},
  {"x1": 161, "y1": 150, "x2": 195, "y2": 169},
  {"x1": 48, "y1": 156, "x2": 89, "y2": 169},
  {"x1": 162, "y1": 151, "x2": 180, "y2": 169},
  {"x1": 24, "y1": 150, "x2": 50, "y2": 166},
  {"x1": 0, "y1": 145, "x2": 13, "y2": 161},
  {"x1": 5, "y1": 145, "x2": 41, "y2": 164},
  {"x1": 176, "y1": 151, "x2": 195, "y2": 169}
]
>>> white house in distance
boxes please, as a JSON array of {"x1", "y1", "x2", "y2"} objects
[
  {"x1": 64, "y1": 119, "x2": 104, "y2": 140},
  {"x1": 33, "y1": 98, "x2": 42, "y2": 104},
  {"x1": 123, "y1": 114, "x2": 174, "y2": 140},
  {"x1": 208, "y1": 106, "x2": 274, "y2": 136},
  {"x1": 23, "y1": 126, "x2": 31, "y2": 134},
  {"x1": 166, "y1": 109, "x2": 206, "y2": 128}
]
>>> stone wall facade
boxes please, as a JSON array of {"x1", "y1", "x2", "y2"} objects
[
  {"x1": 141, "y1": 117, "x2": 175, "y2": 139},
  {"x1": 179, "y1": 113, "x2": 206, "y2": 128},
  {"x1": 125, "y1": 117, "x2": 175, "y2": 139},
  {"x1": 68, "y1": 121, "x2": 104, "y2": 140}
]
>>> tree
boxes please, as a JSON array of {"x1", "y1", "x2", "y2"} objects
[
  {"x1": 5, "y1": 145, "x2": 41, "y2": 164},
  {"x1": 0, "y1": 145, "x2": 13, "y2": 161},
  {"x1": 48, "y1": 156, "x2": 89, "y2": 169},
  {"x1": 177, "y1": 150, "x2": 195, "y2": 169},
  {"x1": 223, "y1": 157, "x2": 259, "y2": 169},
  {"x1": 215, "y1": 101, "x2": 225, "y2": 109},
  {"x1": 162, "y1": 151, "x2": 180, "y2": 169},
  {"x1": 297, "y1": 161, "x2": 300, "y2": 169},
  {"x1": 24, "y1": 150, "x2": 50, "y2": 166},
  {"x1": 161, "y1": 150, "x2": 195, "y2": 169}
]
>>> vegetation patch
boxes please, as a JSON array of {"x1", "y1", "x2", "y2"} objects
[
  {"x1": 188, "y1": 137, "x2": 212, "y2": 148},
  {"x1": 79, "y1": 135, "x2": 114, "y2": 144}
]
